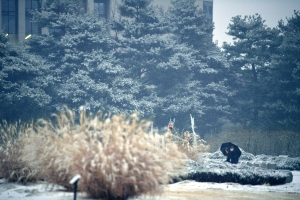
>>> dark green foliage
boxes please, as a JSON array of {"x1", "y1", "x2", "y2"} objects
[
  {"x1": 168, "y1": 0, "x2": 213, "y2": 50},
  {"x1": 155, "y1": 0, "x2": 232, "y2": 132},
  {"x1": 0, "y1": 31, "x2": 52, "y2": 122},
  {"x1": 1, "y1": 0, "x2": 231, "y2": 132},
  {"x1": 113, "y1": 0, "x2": 170, "y2": 118},
  {"x1": 27, "y1": 0, "x2": 140, "y2": 114},
  {"x1": 2, "y1": 0, "x2": 299, "y2": 139},
  {"x1": 223, "y1": 11, "x2": 300, "y2": 130},
  {"x1": 264, "y1": 11, "x2": 300, "y2": 129},
  {"x1": 223, "y1": 14, "x2": 281, "y2": 128},
  {"x1": 32, "y1": 0, "x2": 86, "y2": 29},
  {"x1": 113, "y1": 0, "x2": 231, "y2": 133}
]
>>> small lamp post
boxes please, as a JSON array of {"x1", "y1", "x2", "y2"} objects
[{"x1": 69, "y1": 174, "x2": 81, "y2": 200}]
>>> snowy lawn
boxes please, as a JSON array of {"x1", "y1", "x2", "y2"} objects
[
  {"x1": 0, "y1": 171, "x2": 299, "y2": 200},
  {"x1": 1, "y1": 151, "x2": 300, "y2": 199}
]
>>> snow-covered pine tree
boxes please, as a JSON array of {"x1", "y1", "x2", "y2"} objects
[
  {"x1": 266, "y1": 11, "x2": 300, "y2": 129},
  {"x1": 26, "y1": 0, "x2": 140, "y2": 114},
  {"x1": 0, "y1": 31, "x2": 52, "y2": 122},
  {"x1": 153, "y1": 0, "x2": 233, "y2": 134},
  {"x1": 223, "y1": 14, "x2": 280, "y2": 128},
  {"x1": 111, "y1": 0, "x2": 169, "y2": 118}
]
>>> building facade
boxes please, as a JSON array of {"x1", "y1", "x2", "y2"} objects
[
  {"x1": 1, "y1": 0, "x2": 213, "y2": 43},
  {"x1": 151, "y1": 0, "x2": 213, "y2": 22}
]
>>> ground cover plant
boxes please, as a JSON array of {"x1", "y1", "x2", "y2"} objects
[{"x1": 0, "y1": 108, "x2": 187, "y2": 199}]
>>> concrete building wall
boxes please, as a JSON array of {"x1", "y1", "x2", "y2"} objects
[
  {"x1": 1, "y1": 0, "x2": 213, "y2": 43},
  {"x1": 1, "y1": 0, "x2": 18, "y2": 43},
  {"x1": 18, "y1": 0, "x2": 25, "y2": 43},
  {"x1": 87, "y1": 0, "x2": 94, "y2": 12},
  {"x1": 0, "y1": 0, "x2": 2, "y2": 29},
  {"x1": 152, "y1": 0, "x2": 213, "y2": 10},
  {"x1": 109, "y1": 0, "x2": 213, "y2": 21}
]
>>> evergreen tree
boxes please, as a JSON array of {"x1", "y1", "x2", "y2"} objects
[
  {"x1": 28, "y1": 0, "x2": 87, "y2": 61},
  {"x1": 266, "y1": 10, "x2": 300, "y2": 129},
  {"x1": 27, "y1": 0, "x2": 138, "y2": 114},
  {"x1": 112, "y1": 0, "x2": 225, "y2": 131},
  {"x1": 223, "y1": 14, "x2": 280, "y2": 128},
  {"x1": 158, "y1": 0, "x2": 232, "y2": 133},
  {"x1": 112, "y1": 0, "x2": 169, "y2": 118},
  {"x1": 0, "y1": 31, "x2": 52, "y2": 122},
  {"x1": 168, "y1": 0, "x2": 213, "y2": 52}
]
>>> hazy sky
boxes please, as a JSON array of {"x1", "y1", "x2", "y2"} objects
[{"x1": 213, "y1": 0, "x2": 300, "y2": 46}]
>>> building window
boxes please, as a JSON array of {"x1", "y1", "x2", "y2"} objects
[
  {"x1": 203, "y1": 1, "x2": 213, "y2": 23},
  {"x1": 94, "y1": 0, "x2": 108, "y2": 18},
  {"x1": 1, "y1": 0, "x2": 18, "y2": 34},
  {"x1": 25, "y1": 0, "x2": 40, "y2": 35}
]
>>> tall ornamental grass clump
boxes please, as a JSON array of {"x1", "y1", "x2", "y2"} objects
[
  {"x1": 163, "y1": 127, "x2": 210, "y2": 161},
  {"x1": 19, "y1": 108, "x2": 186, "y2": 199},
  {"x1": 0, "y1": 121, "x2": 41, "y2": 183}
]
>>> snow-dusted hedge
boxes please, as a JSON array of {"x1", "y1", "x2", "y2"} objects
[
  {"x1": 181, "y1": 159, "x2": 291, "y2": 185},
  {"x1": 170, "y1": 149, "x2": 298, "y2": 185}
]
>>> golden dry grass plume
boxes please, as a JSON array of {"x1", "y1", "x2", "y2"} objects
[
  {"x1": 1, "y1": 108, "x2": 187, "y2": 199},
  {"x1": 167, "y1": 130, "x2": 210, "y2": 161},
  {"x1": 0, "y1": 120, "x2": 41, "y2": 183}
]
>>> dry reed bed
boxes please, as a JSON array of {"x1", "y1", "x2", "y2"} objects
[{"x1": 205, "y1": 127, "x2": 300, "y2": 156}]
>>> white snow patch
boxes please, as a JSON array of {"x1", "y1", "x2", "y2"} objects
[{"x1": 0, "y1": 171, "x2": 299, "y2": 199}]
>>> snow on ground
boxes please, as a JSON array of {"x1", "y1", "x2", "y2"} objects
[
  {"x1": 0, "y1": 171, "x2": 299, "y2": 200},
  {"x1": 168, "y1": 170, "x2": 300, "y2": 193}
]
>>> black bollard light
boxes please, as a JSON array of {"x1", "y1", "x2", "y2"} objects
[{"x1": 69, "y1": 174, "x2": 81, "y2": 200}]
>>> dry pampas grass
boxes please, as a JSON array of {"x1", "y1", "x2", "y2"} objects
[
  {"x1": 17, "y1": 108, "x2": 186, "y2": 199},
  {"x1": 0, "y1": 121, "x2": 41, "y2": 183},
  {"x1": 171, "y1": 131, "x2": 210, "y2": 161}
]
